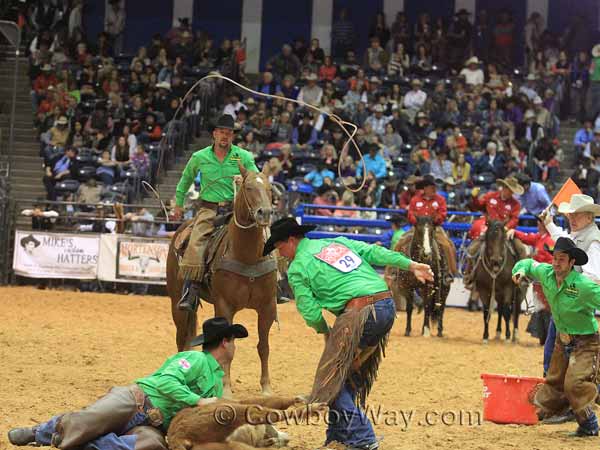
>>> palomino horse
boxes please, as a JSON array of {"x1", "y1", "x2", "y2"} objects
[
  {"x1": 167, "y1": 165, "x2": 278, "y2": 397},
  {"x1": 394, "y1": 216, "x2": 451, "y2": 337},
  {"x1": 472, "y1": 220, "x2": 524, "y2": 343}
]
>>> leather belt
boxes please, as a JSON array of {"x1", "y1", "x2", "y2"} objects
[
  {"x1": 558, "y1": 332, "x2": 599, "y2": 346},
  {"x1": 199, "y1": 200, "x2": 232, "y2": 211},
  {"x1": 345, "y1": 290, "x2": 392, "y2": 311}
]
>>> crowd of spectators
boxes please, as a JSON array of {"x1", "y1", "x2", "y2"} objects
[{"x1": 15, "y1": 1, "x2": 600, "y2": 230}]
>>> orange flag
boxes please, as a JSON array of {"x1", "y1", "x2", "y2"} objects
[{"x1": 552, "y1": 178, "x2": 582, "y2": 207}]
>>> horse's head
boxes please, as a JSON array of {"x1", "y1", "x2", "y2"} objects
[
  {"x1": 413, "y1": 215, "x2": 434, "y2": 257},
  {"x1": 484, "y1": 219, "x2": 507, "y2": 269},
  {"x1": 235, "y1": 164, "x2": 273, "y2": 227}
]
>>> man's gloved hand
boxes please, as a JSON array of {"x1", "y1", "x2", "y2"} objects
[
  {"x1": 539, "y1": 207, "x2": 553, "y2": 226},
  {"x1": 471, "y1": 187, "x2": 480, "y2": 197}
]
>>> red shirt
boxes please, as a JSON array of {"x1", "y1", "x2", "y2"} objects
[
  {"x1": 33, "y1": 74, "x2": 58, "y2": 94},
  {"x1": 408, "y1": 192, "x2": 447, "y2": 226},
  {"x1": 469, "y1": 217, "x2": 487, "y2": 240},
  {"x1": 514, "y1": 231, "x2": 554, "y2": 264},
  {"x1": 470, "y1": 191, "x2": 521, "y2": 229},
  {"x1": 399, "y1": 190, "x2": 417, "y2": 209},
  {"x1": 319, "y1": 65, "x2": 337, "y2": 81}
]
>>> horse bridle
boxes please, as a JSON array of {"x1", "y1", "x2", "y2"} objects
[{"x1": 232, "y1": 174, "x2": 270, "y2": 229}]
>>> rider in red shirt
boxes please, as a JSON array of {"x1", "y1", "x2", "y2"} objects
[
  {"x1": 464, "y1": 177, "x2": 528, "y2": 287},
  {"x1": 398, "y1": 175, "x2": 458, "y2": 281}
]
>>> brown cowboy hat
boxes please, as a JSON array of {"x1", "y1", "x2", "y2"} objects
[{"x1": 497, "y1": 177, "x2": 524, "y2": 195}]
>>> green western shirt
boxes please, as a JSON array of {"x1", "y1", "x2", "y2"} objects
[
  {"x1": 135, "y1": 351, "x2": 224, "y2": 430},
  {"x1": 288, "y1": 236, "x2": 412, "y2": 333},
  {"x1": 513, "y1": 259, "x2": 600, "y2": 335},
  {"x1": 390, "y1": 229, "x2": 405, "y2": 250},
  {"x1": 175, "y1": 144, "x2": 258, "y2": 207}
]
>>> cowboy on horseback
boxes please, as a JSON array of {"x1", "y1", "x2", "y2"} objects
[
  {"x1": 174, "y1": 114, "x2": 259, "y2": 311},
  {"x1": 396, "y1": 174, "x2": 458, "y2": 284},
  {"x1": 463, "y1": 176, "x2": 528, "y2": 288}
]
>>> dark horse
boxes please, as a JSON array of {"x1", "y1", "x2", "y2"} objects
[
  {"x1": 394, "y1": 216, "x2": 451, "y2": 337},
  {"x1": 166, "y1": 166, "x2": 278, "y2": 397},
  {"x1": 472, "y1": 220, "x2": 524, "y2": 343}
]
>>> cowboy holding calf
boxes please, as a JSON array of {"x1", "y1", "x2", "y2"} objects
[{"x1": 174, "y1": 115, "x2": 258, "y2": 311}]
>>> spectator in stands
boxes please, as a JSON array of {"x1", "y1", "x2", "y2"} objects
[
  {"x1": 430, "y1": 149, "x2": 453, "y2": 181},
  {"x1": 460, "y1": 57, "x2": 485, "y2": 86},
  {"x1": 318, "y1": 55, "x2": 337, "y2": 81},
  {"x1": 267, "y1": 44, "x2": 302, "y2": 79},
  {"x1": 297, "y1": 73, "x2": 323, "y2": 107},
  {"x1": 96, "y1": 149, "x2": 118, "y2": 185},
  {"x1": 104, "y1": 0, "x2": 125, "y2": 55},
  {"x1": 573, "y1": 157, "x2": 600, "y2": 200},
  {"x1": 403, "y1": 79, "x2": 427, "y2": 119},
  {"x1": 262, "y1": 157, "x2": 285, "y2": 184},
  {"x1": 520, "y1": 74, "x2": 540, "y2": 101},
  {"x1": 321, "y1": 144, "x2": 338, "y2": 173},
  {"x1": 411, "y1": 44, "x2": 432, "y2": 74},
  {"x1": 139, "y1": 113, "x2": 162, "y2": 143},
  {"x1": 76, "y1": 178, "x2": 102, "y2": 206},
  {"x1": 271, "y1": 111, "x2": 293, "y2": 143},
  {"x1": 304, "y1": 163, "x2": 334, "y2": 188},
  {"x1": 292, "y1": 116, "x2": 318, "y2": 150},
  {"x1": 313, "y1": 184, "x2": 338, "y2": 216},
  {"x1": 365, "y1": 104, "x2": 391, "y2": 137},
  {"x1": 382, "y1": 123, "x2": 403, "y2": 156},
  {"x1": 356, "y1": 143, "x2": 387, "y2": 180},
  {"x1": 583, "y1": 127, "x2": 600, "y2": 159},
  {"x1": 131, "y1": 144, "x2": 150, "y2": 180},
  {"x1": 241, "y1": 131, "x2": 263, "y2": 155},
  {"x1": 364, "y1": 36, "x2": 388, "y2": 76},
  {"x1": 331, "y1": 8, "x2": 355, "y2": 58},
  {"x1": 533, "y1": 96, "x2": 552, "y2": 131},
  {"x1": 43, "y1": 115, "x2": 70, "y2": 148},
  {"x1": 369, "y1": 12, "x2": 391, "y2": 49},
  {"x1": 570, "y1": 50, "x2": 591, "y2": 122},
  {"x1": 574, "y1": 119, "x2": 595, "y2": 160},
  {"x1": 514, "y1": 173, "x2": 551, "y2": 216},
  {"x1": 452, "y1": 153, "x2": 471, "y2": 185},
  {"x1": 493, "y1": 9, "x2": 515, "y2": 69},
  {"x1": 111, "y1": 135, "x2": 132, "y2": 169},
  {"x1": 335, "y1": 190, "x2": 358, "y2": 218},
  {"x1": 387, "y1": 42, "x2": 410, "y2": 77},
  {"x1": 307, "y1": 38, "x2": 325, "y2": 65},
  {"x1": 280, "y1": 75, "x2": 299, "y2": 99},
  {"x1": 516, "y1": 110, "x2": 544, "y2": 144},
  {"x1": 399, "y1": 175, "x2": 419, "y2": 209},
  {"x1": 43, "y1": 146, "x2": 79, "y2": 200},
  {"x1": 447, "y1": 9, "x2": 473, "y2": 71},
  {"x1": 474, "y1": 141, "x2": 505, "y2": 177}
]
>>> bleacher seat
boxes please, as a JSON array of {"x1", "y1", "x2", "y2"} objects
[{"x1": 54, "y1": 179, "x2": 80, "y2": 195}]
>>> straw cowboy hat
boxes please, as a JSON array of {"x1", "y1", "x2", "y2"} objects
[
  {"x1": 465, "y1": 56, "x2": 480, "y2": 67},
  {"x1": 524, "y1": 109, "x2": 536, "y2": 120},
  {"x1": 497, "y1": 177, "x2": 524, "y2": 195},
  {"x1": 593, "y1": 44, "x2": 600, "y2": 58},
  {"x1": 411, "y1": 79, "x2": 423, "y2": 87},
  {"x1": 557, "y1": 194, "x2": 600, "y2": 216},
  {"x1": 443, "y1": 176, "x2": 457, "y2": 186},
  {"x1": 405, "y1": 175, "x2": 420, "y2": 185}
]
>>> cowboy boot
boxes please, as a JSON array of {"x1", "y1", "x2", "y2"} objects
[
  {"x1": 178, "y1": 279, "x2": 202, "y2": 312},
  {"x1": 7, "y1": 428, "x2": 36, "y2": 446}
]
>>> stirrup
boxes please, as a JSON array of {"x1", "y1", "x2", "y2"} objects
[{"x1": 178, "y1": 282, "x2": 200, "y2": 312}]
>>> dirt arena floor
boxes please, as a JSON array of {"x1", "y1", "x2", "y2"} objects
[{"x1": 1, "y1": 286, "x2": 598, "y2": 450}]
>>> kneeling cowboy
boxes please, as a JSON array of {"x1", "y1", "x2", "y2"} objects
[
  {"x1": 263, "y1": 217, "x2": 433, "y2": 450},
  {"x1": 396, "y1": 174, "x2": 458, "y2": 283},
  {"x1": 463, "y1": 177, "x2": 528, "y2": 286},
  {"x1": 174, "y1": 115, "x2": 259, "y2": 311},
  {"x1": 513, "y1": 237, "x2": 600, "y2": 437}
]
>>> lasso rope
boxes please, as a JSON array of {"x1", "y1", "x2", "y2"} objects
[{"x1": 158, "y1": 73, "x2": 367, "y2": 194}]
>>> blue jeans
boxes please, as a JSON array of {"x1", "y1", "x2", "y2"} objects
[
  {"x1": 543, "y1": 317, "x2": 556, "y2": 376},
  {"x1": 326, "y1": 298, "x2": 396, "y2": 448}
]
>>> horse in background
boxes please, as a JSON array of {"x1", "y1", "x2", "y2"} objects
[
  {"x1": 393, "y1": 216, "x2": 451, "y2": 337},
  {"x1": 472, "y1": 220, "x2": 525, "y2": 343},
  {"x1": 166, "y1": 165, "x2": 278, "y2": 397}
]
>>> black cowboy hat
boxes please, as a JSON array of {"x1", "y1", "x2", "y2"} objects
[
  {"x1": 263, "y1": 217, "x2": 316, "y2": 256},
  {"x1": 189, "y1": 317, "x2": 248, "y2": 347},
  {"x1": 20, "y1": 234, "x2": 41, "y2": 248},
  {"x1": 514, "y1": 173, "x2": 531, "y2": 185},
  {"x1": 416, "y1": 174, "x2": 436, "y2": 190},
  {"x1": 456, "y1": 8, "x2": 472, "y2": 16},
  {"x1": 211, "y1": 114, "x2": 235, "y2": 131},
  {"x1": 545, "y1": 237, "x2": 588, "y2": 266}
]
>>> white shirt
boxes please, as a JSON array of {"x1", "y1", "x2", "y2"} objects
[
  {"x1": 459, "y1": 68, "x2": 485, "y2": 86},
  {"x1": 403, "y1": 89, "x2": 427, "y2": 111},
  {"x1": 223, "y1": 102, "x2": 246, "y2": 119},
  {"x1": 546, "y1": 222, "x2": 600, "y2": 282},
  {"x1": 365, "y1": 114, "x2": 391, "y2": 136}
]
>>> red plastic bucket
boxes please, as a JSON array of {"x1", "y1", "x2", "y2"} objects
[{"x1": 481, "y1": 373, "x2": 545, "y2": 425}]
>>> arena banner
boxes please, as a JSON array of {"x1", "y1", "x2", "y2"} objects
[
  {"x1": 97, "y1": 234, "x2": 169, "y2": 285},
  {"x1": 13, "y1": 230, "x2": 99, "y2": 279}
]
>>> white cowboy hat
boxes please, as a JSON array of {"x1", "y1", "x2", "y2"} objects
[
  {"x1": 156, "y1": 81, "x2": 171, "y2": 90},
  {"x1": 558, "y1": 194, "x2": 600, "y2": 216},
  {"x1": 593, "y1": 44, "x2": 600, "y2": 58},
  {"x1": 306, "y1": 73, "x2": 318, "y2": 81},
  {"x1": 373, "y1": 104, "x2": 384, "y2": 113},
  {"x1": 533, "y1": 96, "x2": 543, "y2": 105},
  {"x1": 526, "y1": 73, "x2": 537, "y2": 81},
  {"x1": 524, "y1": 109, "x2": 536, "y2": 120},
  {"x1": 465, "y1": 56, "x2": 480, "y2": 66}
]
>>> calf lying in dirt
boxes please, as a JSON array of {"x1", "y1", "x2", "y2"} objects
[{"x1": 167, "y1": 396, "x2": 326, "y2": 450}]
